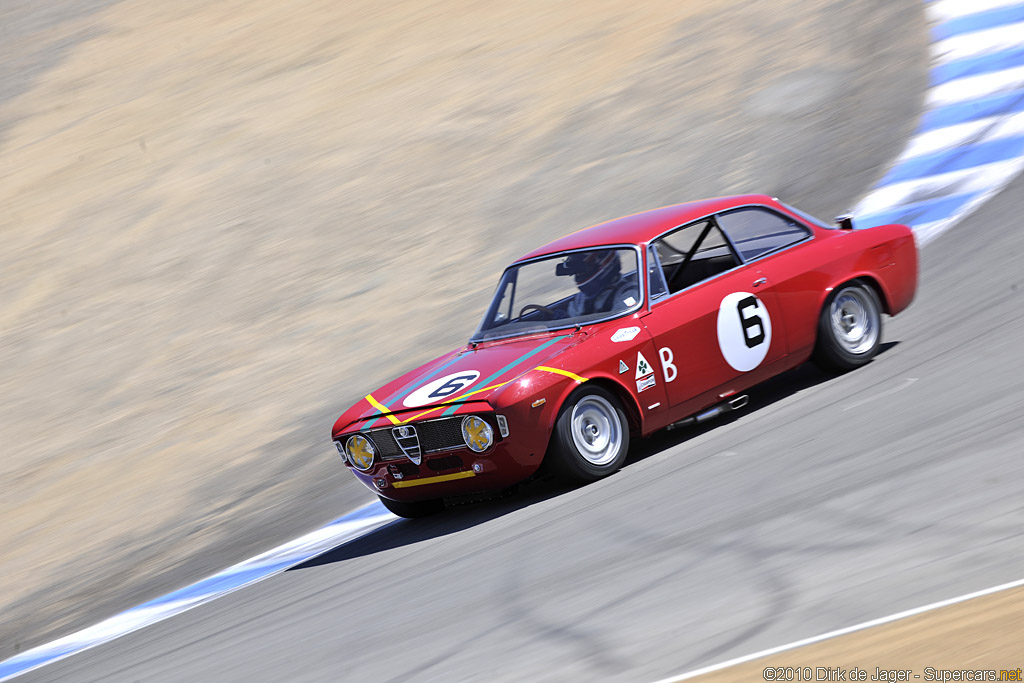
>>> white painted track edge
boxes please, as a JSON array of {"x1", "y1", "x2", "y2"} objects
[{"x1": 651, "y1": 576, "x2": 1024, "y2": 682}]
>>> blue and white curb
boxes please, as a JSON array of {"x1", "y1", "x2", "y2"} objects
[
  {"x1": 854, "y1": 0, "x2": 1024, "y2": 244},
  {"x1": 0, "y1": 502, "x2": 396, "y2": 682}
]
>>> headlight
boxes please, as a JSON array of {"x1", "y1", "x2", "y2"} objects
[
  {"x1": 345, "y1": 434, "x2": 376, "y2": 471},
  {"x1": 462, "y1": 415, "x2": 494, "y2": 453}
]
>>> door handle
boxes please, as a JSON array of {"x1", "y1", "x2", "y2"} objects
[{"x1": 752, "y1": 277, "x2": 767, "y2": 287}]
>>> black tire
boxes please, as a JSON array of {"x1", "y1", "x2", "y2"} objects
[
  {"x1": 812, "y1": 282, "x2": 882, "y2": 372},
  {"x1": 378, "y1": 495, "x2": 444, "y2": 519},
  {"x1": 546, "y1": 385, "x2": 630, "y2": 484}
]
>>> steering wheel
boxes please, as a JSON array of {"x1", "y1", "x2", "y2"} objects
[{"x1": 519, "y1": 304, "x2": 559, "y2": 320}]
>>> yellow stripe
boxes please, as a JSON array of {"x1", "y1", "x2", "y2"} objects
[
  {"x1": 535, "y1": 366, "x2": 588, "y2": 383},
  {"x1": 373, "y1": 367, "x2": 581, "y2": 427},
  {"x1": 401, "y1": 381, "x2": 511, "y2": 423},
  {"x1": 391, "y1": 470, "x2": 476, "y2": 488},
  {"x1": 365, "y1": 393, "x2": 401, "y2": 425}
]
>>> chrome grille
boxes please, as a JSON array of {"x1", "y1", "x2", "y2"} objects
[
  {"x1": 368, "y1": 430, "x2": 403, "y2": 459},
  {"x1": 391, "y1": 425, "x2": 422, "y2": 464},
  {"x1": 418, "y1": 419, "x2": 468, "y2": 453},
  {"x1": 363, "y1": 417, "x2": 469, "y2": 457}
]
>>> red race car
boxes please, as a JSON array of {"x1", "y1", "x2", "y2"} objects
[{"x1": 332, "y1": 194, "x2": 917, "y2": 517}]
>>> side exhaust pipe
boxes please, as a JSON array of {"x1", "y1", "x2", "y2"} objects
[{"x1": 665, "y1": 394, "x2": 748, "y2": 431}]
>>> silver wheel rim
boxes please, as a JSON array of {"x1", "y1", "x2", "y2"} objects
[
  {"x1": 570, "y1": 395, "x2": 622, "y2": 466},
  {"x1": 830, "y1": 288, "x2": 878, "y2": 355}
]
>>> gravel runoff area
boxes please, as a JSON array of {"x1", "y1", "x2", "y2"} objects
[{"x1": 0, "y1": 0, "x2": 927, "y2": 660}]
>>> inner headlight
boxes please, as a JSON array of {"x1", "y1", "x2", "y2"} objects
[
  {"x1": 462, "y1": 415, "x2": 494, "y2": 453},
  {"x1": 345, "y1": 434, "x2": 376, "y2": 471}
]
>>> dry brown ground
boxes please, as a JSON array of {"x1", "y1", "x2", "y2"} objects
[
  {"x1": 691, "y1": 586, "x2": 1024, "y2": 681},
  {"x1": 0, "y1": 0, "x2": 927, "y2": 658}
]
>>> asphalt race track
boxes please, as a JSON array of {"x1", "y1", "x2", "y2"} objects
[
  {"x1": 26, "y1": 127, "x2": 1024, "y2": 683},
  {"x1": 11, "y1": 2, "x2": 1024, "y2": 682}
]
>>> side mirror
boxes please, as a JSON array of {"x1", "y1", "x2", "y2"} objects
[{"x1": 835, "y1": 214, "x2": 854, "y2": 230}]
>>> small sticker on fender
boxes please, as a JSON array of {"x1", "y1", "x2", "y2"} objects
[
  {"x1": 618, "y1": 360, "x2": 629, "y2": 374},
  {"x1": 611, "y1": 326, "x2": 641, "y2": 342},
  {"x1": 635, "y1": 351, "x2": 653, "y2": 379},
  {"x1": 636, "y1": 374, "x2": 656, "y2": 393}
]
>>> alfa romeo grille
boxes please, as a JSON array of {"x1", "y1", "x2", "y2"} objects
[
  {"x1": 362, "y1": 416, "x2": 477, "y2": 463},
  {"x1": 391, "y1": 425, "x2": 422, "y2": 463}
]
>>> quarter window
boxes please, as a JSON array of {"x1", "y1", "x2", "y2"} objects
[
  {"x1": 716, "y1": 207, "x2": 810, "y2": 261},
  {"x1": 647, "y1": 245, "x2": 669, "y2": 301}
]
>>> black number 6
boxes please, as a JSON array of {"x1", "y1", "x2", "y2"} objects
[
  {"x1": 736, "y1": 296, "x2": 765, "y2": 348},
  {"x1": 428, "y1": 374, "x2": 477, "y2": 399}
]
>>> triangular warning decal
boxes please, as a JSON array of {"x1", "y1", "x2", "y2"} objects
[
  {"x1": 635, "y1": 351, "x2": 653, "y2": 379},
  {"x1": 618, "y1": 359, "x2": 629, "y2": 374}
]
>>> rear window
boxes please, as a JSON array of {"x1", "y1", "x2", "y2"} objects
[{"x1": 717, "y1": 207, "x2": 810, "y2": 261}]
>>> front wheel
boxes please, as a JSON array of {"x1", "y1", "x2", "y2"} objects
[
  {"x1": 378, "y1": 495, "x2": 444, "y2": 519},
  {"x1": 547, "y1": 385, "x2": 630, "y2": 484},
  {"x1": 813, "y1": 282, "x2": 882, "y2": 372}
]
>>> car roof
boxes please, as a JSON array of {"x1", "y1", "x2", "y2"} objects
[{"x1": 515, "y1": 194, "x2": 780, "y2": 262}]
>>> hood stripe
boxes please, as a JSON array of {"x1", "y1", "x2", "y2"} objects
[
  {"x1": 360, "y1": 352, "x2": 467, "y2": 430},
  {"x1": 439, "y1": 334, "x2": 570, "y2": 417},
  {"x1": 364, "y1": 394, "x2": 401, "y2": 425},
  {"x1": 401, "y1": 381, "x2": 511, "y2": 423},
  {"x1": 535, "y1": 366, "x2": 588, "y2": 383},
  {"x1": 355, "y1": 334, "x2": 571, "y2": 428}
]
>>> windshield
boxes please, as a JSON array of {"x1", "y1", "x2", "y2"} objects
[{"x1": 472, "y1": 247, "x2": 641, "y2": 341}]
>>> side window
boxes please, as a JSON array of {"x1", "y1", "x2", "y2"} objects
[
  {"x1": 651, "y1": 220, "x2": 741, "y2": 295},
  {"x1": 717, "y1": 207, "x2": 810, "y2": 261}
]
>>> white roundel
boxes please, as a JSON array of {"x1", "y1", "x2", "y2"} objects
[
  {"x1": 716, "y1": 292, "x2": 772, "y2": 372},
  {"x1": 402, "y1": 370, "x2": 481, "y2": 408}
]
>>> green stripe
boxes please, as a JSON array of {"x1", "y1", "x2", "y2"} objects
[{"x1": 440, "y1": 335, "x2": 569, "y2": 416}]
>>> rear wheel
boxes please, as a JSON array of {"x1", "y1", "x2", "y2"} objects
[
  {"x1": 378, "y1": 495, "x2": 444, "y2": 519},
  {"x1": 813, "y1": 282, "x2": 882, "y2": 372},
  {"x1": 547, "y1": 385, "x2": 630, "y2": 484}
]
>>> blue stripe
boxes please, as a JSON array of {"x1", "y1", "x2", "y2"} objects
[
  {"x1": 920, "y1": 88, "x2": 1024, "y2": 129},
  {"x1": 879, "y1": 134, "x2": 1024, "y2": 185},
  {"x1": 380, "y1": 354, "x2": 464, "y2": 407},
  {"x1": 931, "y1": 5, "x2": 1024, "y2": 41},
  {"x1": 439, "y1": 334, "x2": 569, "y2": 416},
  {"x1": 360, "y1": 353, "x2": 467, "y2": 430},
  {"x1": 857, "y1": 191, "x2": 981, "y2": 228},
  {"x1": 931, "y1": 45, "x2": 1024, "y2": 86}
]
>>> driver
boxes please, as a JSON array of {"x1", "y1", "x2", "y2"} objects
[{"x1": 558, "y1": 250, "x2": 636, "y2": 317}]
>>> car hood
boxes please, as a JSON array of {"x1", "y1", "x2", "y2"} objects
[{"x1": 334, "y1": 331, "x2": 579, "y2": 434}]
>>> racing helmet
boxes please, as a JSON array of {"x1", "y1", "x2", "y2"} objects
[{"x1": 557, "y1": 250, "x2": 621, "y2": 300}]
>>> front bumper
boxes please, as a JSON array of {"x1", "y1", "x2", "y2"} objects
[
  {"x1": 337, "y1": 411, "x2": 553, "y2": 501},
  {"x1": 350, "y1": 439, "x2": 540, "y2": 502}
]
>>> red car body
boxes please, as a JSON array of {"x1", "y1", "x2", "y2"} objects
[{"x1": 332, "y1": 194, "x2": 916, "y2": 509}]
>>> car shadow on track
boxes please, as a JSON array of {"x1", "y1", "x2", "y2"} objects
[
  {"x1": 625, "y1": 343, "x2": 897, "y2": 465},
  {"x1": 291, "y1": 477, "x2": 573, "y2": 570},
  {"x1": 293, "y1": 343, "x2": 898, "y2": 571}
]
